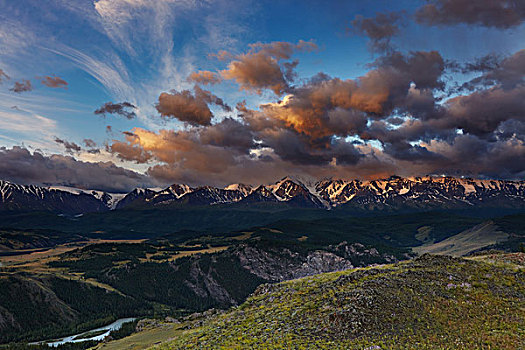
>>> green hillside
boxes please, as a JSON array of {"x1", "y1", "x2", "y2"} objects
[{"x1": 158, "y1": 254, "x2": 525, "y2": 350}]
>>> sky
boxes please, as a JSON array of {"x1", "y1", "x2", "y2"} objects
[{"x1": 0, "y1": 0, "x2": 524, "y2": 192}]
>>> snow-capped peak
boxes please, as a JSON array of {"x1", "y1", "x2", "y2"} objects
[
  {"x1": 1, "y1": 176, "x2": 524, "y2": 214},
  {"x1": 224, "y1": 183, "x2": 253, "y2": 196}
]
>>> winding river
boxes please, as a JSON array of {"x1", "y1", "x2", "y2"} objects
[{"x1": 32, "y1": 318, "x2": 136, "y2": 347}]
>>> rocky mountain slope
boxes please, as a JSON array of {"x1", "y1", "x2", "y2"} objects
[
  {"x1": 157, "y1": 254, "x2": 525, "y2": 350},
  {"x1": 0, "y1": 181, "x2": 116, "y2": 214},
  {"x1": 1, "y1": 175, "x2": 525, "y2": 214}
]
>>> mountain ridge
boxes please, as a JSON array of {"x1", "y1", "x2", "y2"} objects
[{"x1": 1, "y1": 175, "x2": 524, "y2": 214}]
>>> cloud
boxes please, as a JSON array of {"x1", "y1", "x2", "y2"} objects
[
  {"x1": 218, "y1": 40, "x2": 317, "y2": 95},
  {"x1": 187, "y1": 71, "x2": 222, "y2": 85},
  {"x1": 422, "y1": 134, "x2": 525, "y2": 179},
  {"x1": 0, "y1": 109, "x2": 57, "y2": 151},
  {"x1": 415, "y1": 0, "x2": 525, "y2": 29},
  {"x1": 94, "y1": 101, "x2": 137, "y2": 119},
  {"x1": 460, "y1": 53, "x2": 502, "y2": 73},
  {"x1": 105, "y1": 44, "x2": 525, "y2": 185},
  {"x1": 241, "y1": 50, "x2": 445, "y2": 142},
  {"x1": 93, "y1": 0, "x2": 197, "y2": 56},
  {"x1": 156, "y1": 86, "x2": 231, "y2": 126},
  {"x1": 0, "y1": 69, "x2": 9, "y2": 83},
  {"x1": 54, "y1": 137, "x2": 82, "y2": 154},
  {"x1": 462, "y1": 49, "x2": 525, "y2": 90},
  {"x1": 44, "y1": 45, "x2": 133, "y2": 100},
  {"x1": 110, "y1": 104, "x2": 363, "y2": 183},
  {"x1": 109, "y1": 134, "x2": 153, "y2": 164},
  {"x1": 0, "y1": 146, "x2": 157, "y2": 192},
  {"x1": 83, "y1": 139, "x2": 97, "y2": 148},
  {"x1": 443, "y1": 85, "x2": 525, "y2": 136},
  {"x1": 10, "y1": 80, "x2": 33, "y2": 93},
  {"x1": 351, "y1": 12, "x2": 403, "y2": 53},
  {"x1": 2, "y1": 3, "x2": 518, "y2": 187},
  {"x1": 40, "y1": 76, "x2": 68, "y2": 89}
]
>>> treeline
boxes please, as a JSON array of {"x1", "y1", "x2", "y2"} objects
[
  {"x1": 97, "y1": 253, "x2": 265, "y2": 311},
  {"x1": 0, "y1": 275, "x2": 151, "y2": 343},
  {"x1": 107, "y1": 319, "x2": 139, "y2": 341},
  {"x1": 1, "y1": 340, "x2": 98, "y2": 350}
]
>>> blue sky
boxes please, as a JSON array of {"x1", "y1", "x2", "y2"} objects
[{"x1": 0, "y1": 0, "x2": 524, "y2": 190}]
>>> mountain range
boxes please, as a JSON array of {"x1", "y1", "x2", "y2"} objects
[{"x1": 1, "y1": 176, "x2": 525, "y2": 214}]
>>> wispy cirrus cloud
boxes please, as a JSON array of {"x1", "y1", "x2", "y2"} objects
[
  {"x1": 42, "y1": 45, "x2": 133, "y2": 100},
  {"x1": 93, "y1": 0, "x2": 198, "y2": 55},
  {"x1": 0, "y1": 107, "x2": 59, "y2": 151},
  {"x1": 0, "y1": 69, "x2": 9, "y2": 83}
]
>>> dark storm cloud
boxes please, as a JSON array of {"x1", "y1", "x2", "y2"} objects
[
  {"x1": 0, "y1": 146, "x2": 157, "y2": 192},
  {"x1": 462, "y1": 49, "x2": 525, "y2": 90},
  {"x1": 257, "y1": 128, "x2": 362, "y2": 166},
  {"x1": 351, "y1": 12, "x2": 403, "y2": 53},
  {"x1": 10, "y1": 79, "x2": 32, "y2": 93},
  {"x1": 461, "y1": 53, "x2": 502, "y2": 74},
  {"x1": 495, "y1": 119, "x2": 525, "y2": 141},
  {"x1": 198, "y1": 118, "x2": 254, "y2": 152},
  {"x1": 54, "y1": 137, "x2": 82, "y2": 154},
  {"x1": 40, "y1": 76, "x2": 68, "y2": 89},
  {"x1": 94, "y1": 101, "x2": 137, "y2": 119},
  {"x1": 415, "y1": 0, "x2": 525, "y2": 29},
  {"x1": 156, "y1": 86, "x2": 231, "y2": 126},
  {"x1": 443, "y1": 85, "x2": 525, "y2": 136},
  {"x1": 422, "y1": 134, "x2": 525, "y2": 179}
]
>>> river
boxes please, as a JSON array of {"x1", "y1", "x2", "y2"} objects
[{"x1": 31, "y1": 317, "x2": 136, "y2": 347}]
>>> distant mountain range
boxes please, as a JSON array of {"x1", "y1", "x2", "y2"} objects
[{"x1": 1, "y1": 176, "x2": 525, "y2": 214}]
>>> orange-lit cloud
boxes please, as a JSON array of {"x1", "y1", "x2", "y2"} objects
[
  {"x1": 104, "y1": 46, "x2": 525, "y2": 186},
  {"x1": 40, "y1": 76, "x2": 68, "y2": 88},
  {"x1": 187, "y1": 71, "x2": 222, "y2": 85},
  {"x1": 156, "y1": 86, "x2": 231, "y2": 126},
  {"x1": 218, "y1": 40, "x2": 317, "y2": 95}
]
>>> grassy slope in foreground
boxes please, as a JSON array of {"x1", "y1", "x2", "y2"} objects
[{"x1": 157, "y1": 254, "x2": 525, "y2": 350}]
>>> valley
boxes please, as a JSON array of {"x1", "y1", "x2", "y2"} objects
[
  {"x1": 0, "y1": 207, "x2": 524, "y2": 348},
  {"x1": 1, "y1": 177, "x2": 524, "y2": 349}
]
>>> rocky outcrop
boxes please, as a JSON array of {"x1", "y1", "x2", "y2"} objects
[
  {"x1": 235, "y1": 246, "x2": 353, "y2": 281},
  {"x1": 232, "y1": 242, "x2": 398, "y2": 282}
]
